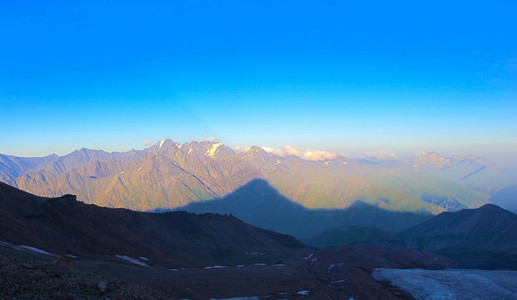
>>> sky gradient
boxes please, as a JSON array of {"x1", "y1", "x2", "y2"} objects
[{"x1": 1, "y1": 1, "x2": 516, "y2": 164}]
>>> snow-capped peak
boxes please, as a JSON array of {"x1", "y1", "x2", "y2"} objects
[{"x1": 206, "y1": 143, "x2": 222, "y2": 158}]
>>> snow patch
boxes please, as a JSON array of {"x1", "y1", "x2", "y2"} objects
[
  {"x1": 210, "y1": 297, "x2": 260, "y2": 300},
  {"x1": 236, "y1": 265, "x2": 245, "y2": 268},
  {"x1": 0, "y1": 241, "x2": 58, "y2": 257},
  {"x1": 115, "y1": 255, "x2": 150, "y2": 267},
  {"x1": 328, "y1": 262, "x2": 345, "y2": 273},
  {"x1": 331, "y1": 280, "x2": 346, "y2": 284},
  {"x1": 304, "y1": 253, "x2": 314, "y2": 260},
  {"x1": 17, "y1": 245, "x2": 59, "y2": 257},
  {"x1": 158, "y1": 140, "x2": 165, "y2": 149},
  {"x1": 206, "y1": 143, "x2": 222, "y2": 158},
  {"x1": 297, "y1": 290, "x2": 310, "y2": 296},
  {"x1": 139, "y1": 256, "x2": 148, "y2": 261}
]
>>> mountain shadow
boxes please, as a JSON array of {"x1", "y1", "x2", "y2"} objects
[
  {"x1": 302, "y1": 225, "x2": 394, "y2": 248},
  {"x1": 0, "y1": 181, "x2": 304, "y2": 268},
  {"x1": 176, "y1": 179, "x2": 432, "y2": 239}
]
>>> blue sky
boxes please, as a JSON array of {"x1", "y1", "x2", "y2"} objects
[{"x1": 1, "y1": 1, "x2": 516, "y2": 164}]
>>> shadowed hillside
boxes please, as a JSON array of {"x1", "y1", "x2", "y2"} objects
[
  {"x1": 0, "y1": 181, "x2": 304, "y2": 268},
  {"x1": 303, "y1": 225, "x2": 394, "y2": 248},
  {"x1": 387, "y1": 204, "x2": 517, "y2": 269}
]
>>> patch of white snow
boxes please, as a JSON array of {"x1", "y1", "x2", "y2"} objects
[
  {"x1": 115, "y1": 255, "x2": 150, "y2": 267},
  {"x1": 206, "y1": 143, "x2": 222, "y2": 158},
  {"x1": 16, "y1": 245, "x2": 59, "y2": 257},
  {"x1": 210, "y1": 297, "x2": 260, "y2": 300}
]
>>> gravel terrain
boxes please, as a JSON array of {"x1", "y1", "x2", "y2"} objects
[{"x1": 0, "y1": 251, "x2": 168, "y2": 299}]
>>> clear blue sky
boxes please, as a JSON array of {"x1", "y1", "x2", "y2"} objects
[{"x1": 1, "y1": 1, "x2": 516, "y2": 164}]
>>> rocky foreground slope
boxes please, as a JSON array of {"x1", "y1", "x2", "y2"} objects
[{"x1": 0, "y1": 181, "x2": 303, "y2": 268}]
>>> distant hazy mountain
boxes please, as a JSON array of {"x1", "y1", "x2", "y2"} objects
[
  {"x1": 0, "y1": 182, "x2": 303, "y2": 268},
  {"x1": 1, "y1": 139, "x2": 514, "y2": 214},
  {"x1": 489, "y1": 185, "x2": 517, "y2": 213},
  {"x1": 410, "y1": 151, "x2": 517, "y2": 195}
]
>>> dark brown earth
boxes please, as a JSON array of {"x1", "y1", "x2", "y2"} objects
[
  {"x1": 0, "y1": 248, "x2": 169, "y2": 299},
  {"x1": 0, "y1": 241, "x2": 453, "y2": 299}
]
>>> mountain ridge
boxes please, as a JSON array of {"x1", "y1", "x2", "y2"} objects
[
  {"x1": 386, "y1": 203, "x2": 517, "y2": 269},
  {"x1": 0, "y1": 181, "x2": 304, "y2": 268},
  {"x1": 2, "y1": 139, "x2": 515, "y2": 213}
]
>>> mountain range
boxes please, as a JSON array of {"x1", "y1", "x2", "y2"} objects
[{"x1": 1, "y1": 139, "x2": 515, "y2": 215}]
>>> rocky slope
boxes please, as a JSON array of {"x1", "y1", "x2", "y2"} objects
[{"x1": 0, "y1": 182, "x2": 304, "y2": 268}]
